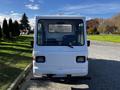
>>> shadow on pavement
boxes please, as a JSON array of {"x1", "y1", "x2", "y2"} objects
[
  {"x1": 50, "y1": 58, "x2": 120, "y2": 90},
  {"x1": 29, "y1": 58, "x2": 120, "y2": 90}
]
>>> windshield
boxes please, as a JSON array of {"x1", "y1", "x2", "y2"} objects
[{"x1": 37, "y1": 19, "x2": 85, "y2": 46}]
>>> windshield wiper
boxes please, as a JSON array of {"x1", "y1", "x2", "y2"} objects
[{"x1": 67, "y1": 43, "x2": 74, "y2": 48}]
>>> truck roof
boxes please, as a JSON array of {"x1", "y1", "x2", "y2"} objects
[{"x1": 36, "y1": 15, "x2": 85, "y2": 20}]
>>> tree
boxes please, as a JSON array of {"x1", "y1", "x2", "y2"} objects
[
  {"x1": 93, "y1": 27, "x2": 100, "y2": 34},
  {"x1": 13, "y1": 20, "x2": 20, "y2": 36},
  {"x1": 87, "y1": 28, "x2": 94, "y2": 34},
  {"x1": 87, "y1": 19, "x2": 99, "y2": 29},
  {"x1": 3, "y1": 18, "x2": 9, "y2": 38},
  {"x1": 87, "y1": 19, "x2": 100, "y2": 35},
  {"x1": 20, "y1": 13, "x2": 30, "y2": 31},
  {"x1": 0, "y1": 25, "x2": 2, "y2": 39},
  {"x1": 8, "y1": 18, "x2": 14, "y2": 37}
]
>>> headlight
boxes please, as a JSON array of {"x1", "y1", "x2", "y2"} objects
[
  {"x1": 76, "y1": 56, "x2": 86, "y2": 63},
  {"x1": 36, "y1": 56, "x2": 45, "y2": 63}
]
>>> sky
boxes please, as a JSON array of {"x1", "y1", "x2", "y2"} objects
[{"x1": 0, "y1": 0, "x2": 120, "y2": 27}]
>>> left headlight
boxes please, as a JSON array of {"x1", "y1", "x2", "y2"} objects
[
  {"x1": 36, "y1": 56, "x2": 45, "y2": 63},
  {"x1": 76, "y1": 56, "x2": 86, "y2": 63}
]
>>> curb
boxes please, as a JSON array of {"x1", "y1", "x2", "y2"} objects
[{"x1": 7, "y1": 63, "x2": 32, "y2": 90}]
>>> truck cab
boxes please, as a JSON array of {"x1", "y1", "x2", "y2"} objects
[{"x1": 33, "y1": 16, "x2": 89, "y2": 77}]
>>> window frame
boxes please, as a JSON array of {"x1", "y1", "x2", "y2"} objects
[{"x1": 36, "y1": 19, "x2": 85, "y2": 46}]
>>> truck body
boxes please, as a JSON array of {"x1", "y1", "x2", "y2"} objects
[{"x1": 33, "y1": 16, "x2": 89, "y2": 77}]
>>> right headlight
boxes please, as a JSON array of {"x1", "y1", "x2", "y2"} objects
[{"x1": 76, "y1": 56, "x2": 86, "y2": 63}]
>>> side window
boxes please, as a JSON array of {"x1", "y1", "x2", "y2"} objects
[
  {"x1": 37, "y1": 23, "x2": 42, "y2": 45},
  {"x1": 79, "y1": 23, "x2": 84, "y2": 31},
  {"x1": 78, "y1": 23, "x2": 84, "y2": 45}
]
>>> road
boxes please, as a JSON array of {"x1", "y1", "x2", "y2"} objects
[{"x1": 20, "y1": 41, "x2": 120, "y2": 90}]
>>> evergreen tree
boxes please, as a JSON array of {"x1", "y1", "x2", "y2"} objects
[
  {"x1": 8, "y1": 18, "x2": 14, "y2": 37},
  {"x1": 13, "y1": 20, "x2": 20, "y2": 36},
  {"x1": 3, "y1": 19, "x2": 9, "y2": 38},
  {"x1": 20, "y1": 13, "x2": 30, "y2": 31},
  {"x1": 0, "y1": 25, "x2": 2, "y2": 39}
]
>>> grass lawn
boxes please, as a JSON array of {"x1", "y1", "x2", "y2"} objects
[
  {"x1": 88, "y1": 35, "x2": 120, "y2": 43},
  {"x1": 0, "y1": 35, "x2": 33, "y2": 90}
]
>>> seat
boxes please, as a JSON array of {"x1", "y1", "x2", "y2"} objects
[
  {"x1": 46, "y1": 38, "x2": 59, "y2": 46},
  {"x1": 62, "y1": 35, "x2": 77, "y2": 45}
]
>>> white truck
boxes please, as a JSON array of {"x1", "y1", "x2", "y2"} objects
[{"x1": 32, "y1": 16, "x2": 90, "y2": 77}]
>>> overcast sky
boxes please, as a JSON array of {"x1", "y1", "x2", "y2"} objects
[{"x1": 0, "y1": 0, "x2": 120, "y2": 27}]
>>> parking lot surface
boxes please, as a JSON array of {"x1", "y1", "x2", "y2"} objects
[{"x1": 20, "y1": 41, "x2": 120, "y2": 90}]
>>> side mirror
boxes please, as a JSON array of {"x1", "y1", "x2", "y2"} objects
[
  {"x1": 31, "y1": 41, "x2": 34, "y2": 48},
  {"x1": 87, "y1": 40, "x2": 90, "y2": 47}
]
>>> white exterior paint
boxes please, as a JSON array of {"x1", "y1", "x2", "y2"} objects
[{"x1": 33, "y1": 16, "x2": 88, "y2": 77}]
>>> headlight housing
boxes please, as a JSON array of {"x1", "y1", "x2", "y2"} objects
[
  {"x1": 76, "y1": 56, "x2": 86, "y2": 63},
  {"x1": 36, "y1": 56, "x2": 45, "y2": 63}
]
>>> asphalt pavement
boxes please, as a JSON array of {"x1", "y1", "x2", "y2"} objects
[{"x1": 20, "y1": 41, "x2": 120, "y2": 90}]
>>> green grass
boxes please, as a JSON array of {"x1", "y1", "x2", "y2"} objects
[
  {"x1": 88, "y1": 35, "x2": 120, "y2": 43},
  {"x1": 0, "y1": 35, "x2": 33, "y2": 90}
]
